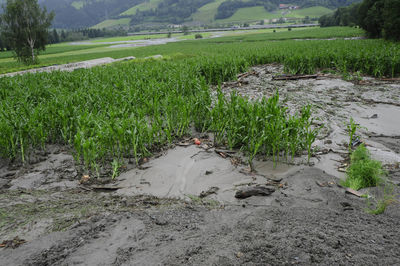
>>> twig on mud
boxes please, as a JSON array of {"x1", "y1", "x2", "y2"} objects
[
  {"x1": 237, "y1": 71, "x2": 257, "y2": 79},
  {"x1": 378, "y1": 77, "x2": 400, "y2": 82},
  {"x1": 367, "y1": 134, "x2": 400, "y2": 139},
  {"x1": 215, "y1": 149, "x2": 236, "y2": 156},
  {"x1": 360, "y1": 98, "x2": 400, "y2": 107},
  {"x1": 78, "y1": 186, "x2": 93, "y2": 191},
  {"x1": 337, "y1": 183, "x2": 364, "y2": 197},
  {"x1": 272, "y1": 74, "x2": 319, "y2": 80},
  {"x1": 345, "y1": 188, "x2": 364, "y2": 197}
]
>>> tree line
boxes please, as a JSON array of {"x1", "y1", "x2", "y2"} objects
[
  {"x1": 319, "y1": 0, "x2": 400, "y2": 40},
  {"x1": 42, "y1": 0, "x2": 143, "y2": 29},
  {"x1": 0, "y1": 27, "x2": 128, "y2": 51}
]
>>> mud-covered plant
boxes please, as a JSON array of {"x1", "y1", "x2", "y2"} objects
[
  {"x1": 341, "y1": 144, "x2": 385, "y2": 190},
  {"x1": 111, "y1": 158, "x2": 121, "y2": 180},
  {"x1": 305, "y1": 126, "x2": 319, "y2": 164},
  {"x1": 346, "y1": 117, "x2": 361, "y2": 153},
  {"x1": 300, "y1": 105, "x2": 319, "y2": 164}
]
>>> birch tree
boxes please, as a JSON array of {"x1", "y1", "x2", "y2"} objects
[{"x1": 0, "y1": 0, "x2": 54, "y2": 64}]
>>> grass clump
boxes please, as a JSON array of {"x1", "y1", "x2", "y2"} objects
[
  {"x1": 341, "y1": 144, "x2": 385, "y2": 190},
  {"x1": 365, "y1": 182, "x2": 398, "y2": 215}
]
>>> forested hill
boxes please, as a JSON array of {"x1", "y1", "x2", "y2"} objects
[
  {"x1": 40, "y1": 0, "x2": 143, "y2": 28},
  {"x1": 39, "y1": 0, "x2": 360, "y2": 29}
]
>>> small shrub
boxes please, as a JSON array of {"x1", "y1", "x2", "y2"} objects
[
  {"x1": 195, "y1": 34, "x2": 203, "y2": 39},
  {"x1": 341, "y1": 144, "x2": 385, "y2": 190},
  {"x1": 288, "y1": 28, "x2": 292, "y2": 31}
]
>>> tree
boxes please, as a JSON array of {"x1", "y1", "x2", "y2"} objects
[
  {"x1": 60, "y1": 30, "x2": 67, "y2": 41},
  {"x1": 0, "y1": 0, "x2": 54, "y2": 64},
  {"x1": 182, "y1": 25, "x2": 189, "y2": 35},
  {"x1": 52, "y1": 29, "x2": 60, "y2": 44},
  {"x1": 383, "y1": 0, "x2": 400, "y2": 40},
  {"x1": 358, "y1": 0, "x2": 384, "y2": 38}
]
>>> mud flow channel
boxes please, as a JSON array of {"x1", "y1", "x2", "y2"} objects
[{"x1": 1, "y1": 64, "x2": 400, "y2": 265}]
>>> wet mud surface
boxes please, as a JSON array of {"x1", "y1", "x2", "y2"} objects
[
  {"x1": 0, "y1": 57, "x2": 138, "y2": 78},
  {"x1": 1, "y1": 64, "x2": 400, "y2": 265}
]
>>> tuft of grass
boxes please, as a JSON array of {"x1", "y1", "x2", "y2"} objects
[
  {"x1": 341, "y1": 144, "x2": 385, "y2": 190},
  {"x1": 365, "y1": 183, "x2": 398, "y2": 215}
]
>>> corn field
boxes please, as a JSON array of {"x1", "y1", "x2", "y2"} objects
[{"x1": 1, "y1": 36, "x2": 399, "y2": 176}]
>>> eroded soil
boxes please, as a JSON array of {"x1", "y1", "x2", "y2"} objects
[{"x1": 1, "y1": 64, "x2": 400, "y2": 265}]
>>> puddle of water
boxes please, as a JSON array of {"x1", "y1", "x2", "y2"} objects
[
  {"x1": 253, "y1": 160, "x2": 302, "y2": 179},
  {"x1": 107, "y1": 38, "x2": 179, "y2": 48}
]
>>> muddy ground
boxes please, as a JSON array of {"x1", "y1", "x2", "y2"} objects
[{"x1": 1, "y1": 64, "x2": 400, "y2": 265}]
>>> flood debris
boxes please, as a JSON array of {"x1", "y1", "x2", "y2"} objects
[
  {"x1": 88, "y1": 185, "x2": 124, "y2": 191},
  {"x1": 0, "y1": 236, "x2": 26, "y2": 249},
  {"x1": 272, "y1": 74, "x2": 319, "y2": 80},
  {"x1": 235, "y1": 185, "x2": 275, "y2": 199},
  {"x1": 79, "y1": 175, "x2": 91, "y2": 184},
  {"x1": 340, "y1": 202, "x2": 354, "y2": 211},
  {"x1": 316, "y1": 181, "x2": 336, "y2": 187},
  {"x1": 344, "y1": 187, "x2": 364, "y2": 197},
  {"x1": 193, "y1": 138, "x2": 201, "y2": 145},
  {"x1": 177, "y1": 141, "x2": 191, "y2": 147},
  {"x1": 199, "y1": 186, "x2": 219, "y2": 198},
  {"x1": 215, "y1": 149, "x2": 236, "y2": 158}
]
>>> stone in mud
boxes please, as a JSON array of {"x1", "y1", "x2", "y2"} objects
[{"x1": 235, "y1": 185, "x2": 275, "y2": 199}]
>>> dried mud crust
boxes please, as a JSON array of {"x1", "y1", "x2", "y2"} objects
[{"x1": 0, "y1": 168, "x2": 399, "y2": 266}]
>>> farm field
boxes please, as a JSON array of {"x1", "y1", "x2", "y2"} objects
[
  {"x1": 210, "y1": 5, "x2": 332, "y2": 24},
  {"x1": 120, "y1": 0, "x2": 163, "y2": 16},
  {"x1": 190, "y1": 0, "x2": 226, "y2": 24},
  {"x1": 287, "y1": 6, "x2": 333, "y2": 18},
  {"x1": 94, "y1": 0, "x2": 333, "y2": 28},
  {"x1": 0, "y1": 26, "x2": 400, "y2": 264},
  {"x1": 215, "y1": 6, "x2": 282, "y2": 23},
  {"x1": 0, "y1": 27, "x2": 363, "y2": 74}
]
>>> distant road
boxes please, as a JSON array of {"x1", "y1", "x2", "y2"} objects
[{"x1": 128, "y1": 24, "x2": 319, "y2": 36}]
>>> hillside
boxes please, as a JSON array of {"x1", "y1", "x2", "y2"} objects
[{"x1": 41, "y1": 0, "x2": 361, "y2": 29}]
